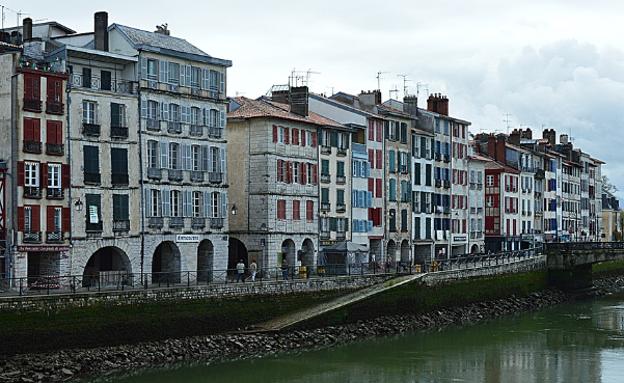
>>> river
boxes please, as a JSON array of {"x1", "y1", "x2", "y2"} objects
[{"x1": 111, "y1": 295, "x2": 624, "y2": 383}]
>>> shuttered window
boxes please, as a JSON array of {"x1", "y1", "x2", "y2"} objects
[{"x1": 113, "y1": 194, "x2": 129, "y2": 221}]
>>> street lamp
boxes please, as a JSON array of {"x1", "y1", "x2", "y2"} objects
[
  {"x1": 230, "y1": 204, "x2": 238, "y2": 216},
  {"x1": 74, "y1": 198, "x2": 83, "y2": 212}
]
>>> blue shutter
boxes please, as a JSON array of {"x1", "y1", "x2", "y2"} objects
[
  {"x1": 140, "y1": 57, "x2": 147, "y2": 80},
  {"x1": 162, "y1": 188, "x2": 171, "y2": 217},
  {"x1": 140, "y1": 98, "x2": 147, "y2": 118},
  {"x1": 203, "y1": 191, "x2": 210, "y2": 217},
  {"x1": 160, "y1": 142, "x2": 168, "y2": 168},
  {"x1": 220, "y1": 192, "x2": 227, "y2": 218},
  {"x1": 367, "y1": 191, "x2": 372, "y2": 208},
  {"x1": 367, "y1": 220, "x2": 373, "y2": 232},
  {"x1": 352, "y1": 190, "x2": 357, "y2": 208},
  {"x1": 220, "y1": 109, "x2": 226, "y2": 129},
  {"x1": 144, "y1": 189, "x2": 151, "y2": 217},
  {"x1": 220, "y1": 147, "x2": 226, "y2": 177}
]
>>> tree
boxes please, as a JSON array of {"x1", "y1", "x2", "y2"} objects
[{"x1": 602, "y1": 175, "x2": 618, "y2": 197}]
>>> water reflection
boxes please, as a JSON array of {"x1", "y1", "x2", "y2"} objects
[{"x1": 112, "y1": 296, "x2": 624, "y2": 383}]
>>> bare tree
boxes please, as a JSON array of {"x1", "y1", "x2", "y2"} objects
[{"x1": 602, "y1": 175, "x2": 618, "y2": 197}]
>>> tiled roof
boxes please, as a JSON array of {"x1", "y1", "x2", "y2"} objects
[
  {"x1": 113, "y1": 24, "x2": 209, "y2": 57},
  {"x1": 228, "y1": 97, "x2": 345, "y2": 128}
]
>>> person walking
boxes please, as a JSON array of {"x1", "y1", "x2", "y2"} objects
[
  {"x1": 236, "y1": 259, "x2": 245, "y2": 283},
  {"x1": 281, "y1": 257, "x2": 289, "y2": 280},
  {"x1": 249, "y1": 259, "x2": 258, "y2": 282}
]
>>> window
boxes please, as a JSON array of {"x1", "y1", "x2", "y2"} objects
[
  {"x1": 191, "y1": 107, "x2": 201, "y2": 126},
  {"x1": 293, "y1": 200, "x2": 300, "y2": 220},
  {"x1": 190, "y1": 66, "x2": 201, "y2": 88},
  {"x1": 83, "y1": 145, "x2": 100, "y2": 183},
  {"x1": 46, "y1": 77, "x2": 63, "y2": 104},
  {"x1": 169, "y1": 104, "x2": 180, "y2": 122},
  {"x1": 46, "y1": 120, "x2": 62, "y2": 145},
  {"x1": 414, "y1": 163, "x2": 421, "y2": 185},
  {"x1": 147, "y1": 140, "x2": 159, "y2": 168},
  {"x1": 321, "y1": 188, "x2": 329, "y2": 203},
  {"x1": 24, "y1": 161, "x2": 39, "y2": 187},
  {"x1": 337, "y1": 190, "x2": 345, "y2": 206},
  {"x1": 277, "y1": 199, "x2": 286, "y2": 220},
  {"x1": 50, "y1": 206, "x2": 62, "y2": 233},
  {"x1": 193, "y1": 191, "x2": 203, "y2": 217},
  {"x1": 47, "y1": 163, "x2": 61, "y2": 189},
  {"x1": 147, "y1": 59, "x2": 158, "y2": 80},
  {"x1": 101, "y1": 70, "x2": 112, "y2": 91},
  {"x1": 211, "y1": 192, "x2": 221, "y2": 218},
  {"x1": 209, "y1": 70, "x2": 219, "y2": 91},
  {"x1": 167, "y1": 62, "x2": 180, "y2": 84},
  {"x1": 148, "y1": 100, "x2": 158, "y2": 120},
  {"x1": 85, "y1": 194, "x2": 102, "y2": 231},
  {"x1": 401, "y1": 209, "x2": 408, "y2": 232},
  {"x1": 169, "y1": 143, "x2": 179, "y2": 169},
  {"x1": 306, "y1": 200, "x2": 314, "y2": 222},
  {"x1": 192, "y1": 145, "x2": 201, "y2": 171},
  {"x1": 24, "y1": 73, "x2": 40, "y2": 101},
  {"x1": 82, "y1": 100, "x2": 97, "y2": 124},
  {"x1": 486, "y1": 175, "x2": 494, "y2": 187},
  {"x1": 111, "y1": 103, "x2": 126, "y2": 128},
  {"x1": 171, "y1": 190, "x2": 181, "y2": 217},
  {"x1": 307, "y1": 163, "x2": 315, "y2": 184},
  {"x1": 112, "y1": 194, "x2": 129, "y2": 222},
  {"x1": 150, "y1": 190, "x2": 161, "y2": 217},
  {"x1": 111, "y1": 148, "x2": 128, "y2": 184},
  {"x1": 211, "y1": 147, "x2": 220, "y2": 173},
  {"x1": 82, "y1": 67, "x2": 92, "y2": 88},
  {"x1": 389, "y1": 209, "x2": 396, "y2": 232},
  {"x1": 389, "y1": 178, "x2": 397, "y2": 201},
  {"x1": 337, "y1": 161, "x2": 345, "y2": 177}
]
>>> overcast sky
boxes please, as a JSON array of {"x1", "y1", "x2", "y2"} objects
[{"x1": 6, "y1": 0, "x2": 624, "y2": 198}]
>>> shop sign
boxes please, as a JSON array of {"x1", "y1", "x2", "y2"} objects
[{"x1": 176, "y1": 234, "x2": 200, "y2": 243}]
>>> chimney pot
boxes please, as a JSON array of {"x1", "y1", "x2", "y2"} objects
[
  {"x1": 94, "y1": 11, "x2": 109, "y2": 51},
  {"x1": 23, "y1": 17, "x2": 32, "y2": 42}
]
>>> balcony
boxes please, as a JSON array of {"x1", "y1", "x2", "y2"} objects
[
  {"x1": 69, "y1": 73, "x2": 138, "y2": 95},
  {"x1": 208, "y1": 171, "x2": 223, "y2": 184},
  {"x1": 23, "y1": 186, "x2": 41, "y2": 199},
  {"x1": 169, "y1": 217, "x2": 184, "y2": 229},
  {"x1": 45, "y1": 143, "x2": 64, "y2": 156},
  {"x1": 188, "y1": 171, "x2": 204, "y2": 183},
  {"x1": 435, "y1": 180, "x2": 442, "y2": 188},
  {"x1": 320, "y1": 174, "x2": 331, "y2": 184},
  {"x1": 23, "y1": 140, "x2": 41, "y2": 154},
  {"x1": 443, "y1": 155, "x2": 450, "y2": 163},
  {"x1": 83, "y1": 123, "x2": 100, "y2": 137},
  {"x1": 443, "y1": 180, "x2": 451, "y2": 189},
  {"x1": 352, "y1": 143, "x2": 366, "y2": 156},
  {"x1": 148, "y1": 217, "x2": 163, "y2": 229},
  {"x1": 23, "y1": 231, "x2": 42, "y2": 243},
  {"x1": 435, "y1": 153, "x2": 441, "y2": 162},
  {"x1": 111, "y1": 173, "x2": 129, "y2": 186},
  {"x1": 321, "y1": 202, "x2": 331, "y2": 212},
  {"x1": 23, "y1": 98, "x2": 42, "y2": 112},
  {"x1": 111, "y1": 126, "x2": 129, "y2": 139},
  {"x1": 46, "y1": 187, "x2": 63, "y2": 200},
  {"x1": 321, "y1": 145, "x2": 331, "y2": 155},
  {"x1": 337, "y1": 147, "x2": 347, "y2": 157},
  {"x1": 189, "y1": 125, "x2": 203, "y2": 137},
  {"x1": 167, "y1": 121, "x2": 182, "y2": 134},
  {"x1": 336, "y1": 203, "x2": 346, "y2": 213},
  {"x1": 191, "y1": 217, "x2": 206, "y2": 229},
  {"x1": 210, "y1": 217, "x2": 224, "y2": 229},
  {"x1": 320, "y1": 231, "x2": 330, "y2": 240},
  {"x1": 147, "y1": 167, "x2": 162, "y2": 180},
  {"x1": 168, "y1": 169, "x2": 184, "y2": 182},
  {"x1": 336, "y1": 175, "x2": 346, "y2": 185},
  {"x1": 46, "y1": 101, "x2": 64, "y2": 115},
  {"x1": 84, "y1": 172, "x2": 101, "y2": 185},
  {"x1": 45, "y1": 231, "x2": 63, "y2": 243},
  {"x1": 336, "y1": 231, "x2": 346, "y2": 240},
  {"x1": 113, "y1": 220, "x2": 130, "y2": 232},
  {"x1": 146, "y1": 119, "x2": 160, "y2": 131},
  {"x1": 208, "y1": 127, "x2": 223, "y2": 139}
]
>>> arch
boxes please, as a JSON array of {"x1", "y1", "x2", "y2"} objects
[
  {"x1": 152, "y1": 241, "x2": 181, "y2": 283},
  {"x1": 300, "y1": 238, "x2": 315, "y2": 267},
  {"x1": 470, "y1": 244, "x2": 480, "y2": 254},
  {"x1": 228, "y1": 237, "x2": 248, "y2": 272},
  {"x1": 400, "y1": 240, "x2": 410, "y2": 264},
  {"x1": 281, "y1": 239, "x2": 296, "y2": 268},
  {"x1": 386, "y1": 240, "x2": 397, "y2": 263},
  {"x1": 82, "y1": 246, "x2": 132, "y2": 288},
  {"x1": 197, "y1": 239, "x2": 214, "y2": 282}
]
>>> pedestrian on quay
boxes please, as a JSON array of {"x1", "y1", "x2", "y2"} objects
[
  {"x1": 282, "y1": 258, "x2": 289, "y2": 280},
  {"x1": 249, "y1": 258, "x2": 258, "y2": 282},
  {"x1": 236, "y1": 259, "x2": 245, "y2": 283}
]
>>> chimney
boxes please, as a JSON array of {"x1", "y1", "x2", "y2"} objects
[
  {"x1": 23, "y1": 17, "x2": 32, "y2": 42},
  {"x1": 559, "y1": 134, "x2": 569, "y2": 145},
  {"x1": 357, "y1": 89, "x2": 381, "y2": 110},
  {"x1": 522, "y1": 128, "x2": 532, "y2": 139},
  {"x1": 542, "y1": 128, "x2": 555, "y2": 146},
  {"x1": 271, "y1": 89, "x2": 289, "y2": 105},
  {"x1": 403, "y1": 95, "x2": 418, "y2": 117},
  {"x1": 495, "y1": 135, "x2": 507, "y2": 163},
  {"x1": 290, "y1": 86, "x2": 309, "y2": 117},
  {"x1": 427, "y1": 93, "x2": 449, "y2": 116},
  {"x1": 509, "y1": 129, "x2": 521, "y2": 145},
  {"x1": 154, "y1": 23, "x2": 170, "y2": 36},
  {"x1": 94, "y1": 11, "x2": 109, "y2": 51},
  {"x1": 487, "y1": 134, "x2": 496, "y2": 159}
]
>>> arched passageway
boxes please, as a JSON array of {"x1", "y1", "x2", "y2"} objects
[
  {"x1": 83, "y1": 246, "x2": 132, "y2": 287},
  {"x1": 228, "y1": 237, "x2": 248, "y2": 273},
  {"x1": 152, "y1": 241, "x2": 181, "y2": 283},
  {"x1": 197, "y1": 240, "x2": 214, "y2": 282}
]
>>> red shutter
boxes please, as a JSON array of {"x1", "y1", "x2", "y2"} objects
[
  {"x1": 376, "y1": 178, "x2": 382, "y2": 198},
  {"x1": 368, "y1": 178, "x2": 374, "y2": 193},
  {"x1": 23, "y1": 118, "x2": 32, "y2": 141},
  {"x1": 311, "y1": 132, "x2": 317, "y2": 147},
  {"x1": 46, "y1": 206, "x2": 55, "y2": 232},
  {"x1": 272, "y1": 125, "x2": 278, "y2": 142},
  {"x1": 368, "y1": 149, "x2": 374, "y2": 169},
  {"x1": 376, "y1": 150, "x2": 382, "y2": 169},
  {"x1": 292, "y1": 128, "x2": 299, "y2": 145},
  {"x1": 47, "y1": 121, "x2": 62, "y2": 144},
  {"x1": 284, "y1": 128, "x2": 290, "y2": 144},
  {"x1": 286, "y1": 161, "x2": 292, "y2": 183},
  {"x1": 61, "y1": 164, "x2": 70, "y2": 189},
  {"x1": 301, "y1": 163, "x2": 307, "y2": 185},
  {"x1": 293, "y1": 200, "x2": 300, "y2": 220},
  {"x1": 277, "y1": 159, "x2": 283, "y2": 182},
  {"x1": 17, "y1": 207, "x2": 24, "y2": 231},
  {"x1": 31, "y1": 205, "x2": 40, "y2": 231},
  {"x1": 32, "y1": 119, "x2": 41, "y2": 142},
  {"x1": 376, "y1": 124, "x2": 382, "y2": 142},
  {"x1": 17, "y1": 161, "x2": 24, "y2": 186},
  {"x1": 301, "y1": 130, "x2": 306, "y2": 146},
  {"x1": 312, "y1": 164, "x2": 318, "y2": 184},
  {"x1": 62, "y1": 207, "x2": 70, "y2": 232},
  {"x1": 41, "y1": 163, "x2": 48, "y2": 188},
  {"x1": 306, "y1": 200, "x2": 313, "y2": 221},
  {"x1": 24, "y1": 75, "x2": 33, "y2": 100}
]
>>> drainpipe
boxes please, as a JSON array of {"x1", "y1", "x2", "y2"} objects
[
  {"x1": 137, "y1": 54, "x2": 145, "y2": 275},
  {"x1": 9, "y1": 72, "x2": 18, "y2": 282},
  {"x1": 65, "y1": 49, "x2": 73, "y2": 275}
]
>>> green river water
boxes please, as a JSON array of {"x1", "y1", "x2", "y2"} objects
[{"x1": 112, "y1": 295, "x2": 624, "y2": 383}]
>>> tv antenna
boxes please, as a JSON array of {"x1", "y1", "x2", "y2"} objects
[
  {"x1": 305, "y1": 68, "x2": 320, "y2": 86},
  {"x1": 389, "y1": 85, "x2": 399, "y2": 100},
  {"x1": 503, "y1": 113, "x2": 512, "y2": 134},
  {"x1": 376, "y1": 71, "x2": 388, "y2": 90},
  {"x1": 397, "y1": 74, "x2": 411, "y2": 97},
  {"x1": 416, "y1": 82, "x2": 429, "y2": 99}
]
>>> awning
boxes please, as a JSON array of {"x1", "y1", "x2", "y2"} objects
[{"x1": 321, "y1": 241, "x2": 369, "y2": 253}]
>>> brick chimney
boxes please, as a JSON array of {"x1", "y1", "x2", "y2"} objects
[
  {"x1": 403, "y1": 95, "x2": 418, "y2": 117},
  {"x1": 290, "y1": 86, "x2": 309, "y2": 117},
  {"x1": 22, "y1": 17, "x2": 32, "y2": 42},
  {"x1": 509, "y1": 129, "x2": 521, "y2": 145},
  {"x1": 522, "y1": 128, "x2": 532, "y2": 139},
  {"x1": 427, "y1": 93, "x2": 449, "y2": 116},
  {"x1": 542, "y1": 128, "x2": 556, "y2": 146},
  {"x1": 495, "y1": 134, "x2": 507, "y2": 163},
  {"x1": 358, "y1": 90, "x2": 381, "y2": 109},
  {"x1": 94, "y1": 11, "x2": 109, "y2": 51}
]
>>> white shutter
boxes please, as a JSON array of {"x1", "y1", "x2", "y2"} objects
[
  {"x1": 140, "y1": 98, "x2": 147, "y2": 118},
  {"x1": 159, "y1": 60, "x2": 167, "y2": 82},
  {"x1": 185, "y1": 65, "x2": 192, "y2": 86},
  {"x1": 220, "y1": 147, "x2": 226, "y2": 176},
  {"x1": 220, "y1": 192, "x2": 227, "y2": 219},
  {"x1": 144, "y1": 188, "x2": 151, "y2": 217},
  {"x1": 219, "y1": 71, "x2": 225, "y2": 93},
  {"x1": 184, "y1": 144, "x2": 192, "y2": 170},
  {"x1": 162, "y1": 188, "x2": 171, "y2": 217},
  {"x1": 202, "y1": 68, "x2": 209, "y2": 89},
  {"x1": 140, "y1": 57, "x2": 147, "y2": 80},
  {"x1": 201, "y1": 145, "x2": 209, "y2": 171},
  {"x1": 160, "y1": 142, "x2": 168, "y2": 168},
  {"x1": 220, "y1": 109, "x2": 225, "y2": 129},
  {"x1": 183, "y1": 191, "x2": 190, "y2": 217},
  {"x1": 203, "y1": 191, "x2": 210, "y2": 217},
  {"x1": 160, "y1": 103, "x2": 169, "y2": 121}
]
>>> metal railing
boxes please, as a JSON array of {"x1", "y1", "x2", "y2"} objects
[{"x1": 0, "y1": 249, "x2": 546, "y2": 297}]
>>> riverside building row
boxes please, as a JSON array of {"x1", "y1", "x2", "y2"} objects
[{"x1": 0, "y1": 14, "x2": 608, "y2": 287}]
